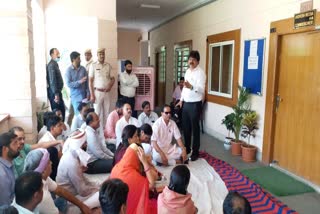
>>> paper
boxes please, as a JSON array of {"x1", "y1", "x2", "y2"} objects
[
  {"x1": 249, "y1": 40, "x2": 258, "y2": 56},
  {"x1": 248, "y1": 56, "x2": 259, "y2": 69}
]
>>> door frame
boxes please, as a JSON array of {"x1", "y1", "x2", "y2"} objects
[
  {"x1": 154, "y1": 46, "x2": 166, "y2": 107},
  {"x1": 262, "y1": 11, "x2": 320, "y2": 164}
]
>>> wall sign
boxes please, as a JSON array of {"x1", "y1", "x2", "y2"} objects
[{"x1": 294, "y1": 9, "x2": 316, "y2": 29}]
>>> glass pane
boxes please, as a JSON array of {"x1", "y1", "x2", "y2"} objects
[
  {"x1": 221, "y1": 44, "x2": 233, "y2": 94},
  {"x1": 211, "y1": 46, "x2": 220, "y2": 92}
]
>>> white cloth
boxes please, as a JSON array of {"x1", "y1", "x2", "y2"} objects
[
  {"x1": 142, "y1": 143, "x2": 153, "y2": 156},
  {"x1": 57, "y1": 123, "x2": 70, "y2": 141},
  {"x1": 119, "y1": 71, "x2": 139, "y2": 97},
  {"x1": 181, "y1": 65, "x2": 206, "y2": 102},
  {"x1": 155, "y1": 158, "x2": 228, "y2": 214},
  {"x1": 12, "y1": 200, "x2": 39, "y2": 214},
  {"x1": 85, "y1": 126, "x2": 113, "y2": 162},
  {"x1": 38, "y1": 178, "x2": 58, "y2": 214},
  {"x1": 85, "y1": 59, "x2": 93, "y2": 73},
  {"x1": 38, "y1": 131, "x2": 61, "y2": 151},
  {"x1": 138, "y1": 112, "x2": 159, "y2": 126},
  {"x1": 115, "y1": 116, "x2": 141, "y2": 147},
  {"x1": 172, "y1": 85, "x2": 182, "y2": 100}
]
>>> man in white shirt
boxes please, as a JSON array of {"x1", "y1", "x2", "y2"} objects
[
  {"x1": 115, "y1": 103, "x2": 141, "y2": 148},
  {"x1": 172, "y1": 77, "x2": 184, "y2": 104},
  {"x1": 38, "y1": 115, "x2": 64, "y2": 180},
  {"x1": 151, "y1": 105, "x2": 187, "y2": 166},
  {"x1": 85, "y1": 112, "x2": 114, "y2": 173},
  {"x1": 89, "y1": 48, "x2": 115, "y2": 128},
  {"x1": 138, "y1": 100, "x2": 159, "y2": 126},
  {"x1": 177, "y1": 51, "x2": 206, "y2": 161},
  {"x1": 70, "y1": 102, "x2": 90, "y2": 132},
  {"x1": 12, "y1": 171, "x2": 43, "y2": 214},
  {"x1": 119, "y1": 60, "x2": 139, "y2": 118},
  {"x1": 84, "y1": 49, "x2": 93, "y2": 73}
]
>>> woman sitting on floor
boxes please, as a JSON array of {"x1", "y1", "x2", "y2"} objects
[
  {"x1": 23, "y1": 148, "x2": 91, "y2": 214},
  {"x1": 110, "y1": 143, "x2": 158, "y2": 214},
  {"x1": 56, "y1": 129, "x2": 101, "y2": 212},
  {"x1": 158, "y1": 165, "x2": 197, "y2": 214}
]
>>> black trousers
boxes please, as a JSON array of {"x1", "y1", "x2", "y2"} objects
[
  {"x1": 120, "y1": 95, "x2": 136, "y2": 118},
  {"x1": 47, "y1": 147, "x2": 59, "y2": 180},
  {"x1": 182, "y1": 101, "x2": 202, "y2": 156},
  {"x1": 47, "y1": 88, "x2": 66, "y2": 121},
  {"x1": 86, "y1": 159, "x2": 113, "y2": 174}
]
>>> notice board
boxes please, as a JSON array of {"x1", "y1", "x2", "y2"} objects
[{"x1": 242, "y1": 38, "x2": 265, "y2": 95}]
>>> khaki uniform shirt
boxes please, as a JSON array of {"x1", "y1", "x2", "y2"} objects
[{"x1": 89, "y1": 61, "x2": 113, "y2": 89}]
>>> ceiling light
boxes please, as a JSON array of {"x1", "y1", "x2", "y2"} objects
[{"x1": 140, "y1": 4, "x2": 160, "y2": 9}]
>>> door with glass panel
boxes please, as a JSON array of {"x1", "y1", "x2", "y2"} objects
[{"x1": 155, "y1": 46, "x2": 166, "y2": 107}]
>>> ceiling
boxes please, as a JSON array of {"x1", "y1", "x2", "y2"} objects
[{"x1": 117, "y1": 0, "x2": 215, "y2": 32}]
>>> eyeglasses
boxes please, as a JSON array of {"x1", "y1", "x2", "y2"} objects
[{"x1": 164, "y1": 111, "x2": 171, "y2": 115}]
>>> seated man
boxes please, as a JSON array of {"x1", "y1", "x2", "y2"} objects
[
  {"x1": 99, "y1": 178, "x2": 129, "y2": 214},
  {"x1": 11, "y1": 171, "x2": 43, "y2": 213},
  {"x1": 86, "y1": 112, "x2": 114, "y2": 173},
  {"x1": 0, "y1": 132, "x2": 19, "y2": 205},
  {"x1": 38, "y1": 111, "x2": 55, "y2": 140},
  {"x1": 138, "y1": 123, "x2": 153, "y2": 156},
  {"x1": 115, "y1": 103, "x2": 140, "y2": 148},
  {"x1": 57, "y1": 130, "x2": 101, "y2": 211},
  {"x1": 10, "y1": 126, "x2": 62, "y2": 178},
  {"x1": 71, "y1": 102, "x2": 89, "y2": 132},
  {"x1": 223, "y1": 191, "x2": 251, "y2": 214},
  {"x1": 151, "y1": 104, "x2": 187, "y2": 166},
  {"x1": 38, "y1": 115, "x2": 64, "y2": 180},
  {"x1": 172, "y1": 77, "x2": 184, "y2": 105},
  {"x1": 53, "y1": 109, "x2": 70, "y2": 141},
  {"x1": 24, "y1": 148, "x2": 91, "y2": 214},
  {"x1": 138, "y1": 101, "x2": 159, "y2": 126},
  {"x1": 104, "y1": 99, "x2": 124, "y2": 144}
]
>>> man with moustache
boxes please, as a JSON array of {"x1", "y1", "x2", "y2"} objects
[
  {"x1": 119, "y1": 60, "x2": 139, "y2": 118},
  {"x1": 176, "y1": 51, "x2": 206, "y2": 161},
  {"x1": 65, "y1": 51, "x2": 89, "y2": 115},
  {"x1": 89, "y1": 48, "x2": 115, "y2": 128},
  {"x1": 0, "y1": 132, "x2": 20, "y2": 205},
  {"x1": 84, "y1": 49, "x2": 93, "y2": 73}
]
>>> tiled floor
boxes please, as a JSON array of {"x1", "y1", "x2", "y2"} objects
[{"x1": 199, "y1": 133, "x2": 320, "y2": 214}]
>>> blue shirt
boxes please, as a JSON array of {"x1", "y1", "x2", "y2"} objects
[
  {"x1": 0, "y1": 157, "x2": 15, "y2": 205},
  {"x1": 65, "y1": 65, "x2": 89, "y2": 102}
]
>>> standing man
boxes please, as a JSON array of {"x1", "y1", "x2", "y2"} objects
[
  {"x1": 177, "y1": 51, "x2": 206, "y2": 161},
  {"x1": 84, "y1": 49, "x2": 93, "y2": 73},
  {"x1": 47, "y1": 48, "x2": 65, "y2": 121},
  {"x1": 0, "y1": 132, "x2": 20, "y2": 205},
  {"x1": 119, "y1": 60, "x2": 139, "y2": 118},
  {"x1": 65, "y1": 51, "x2": 90, "y2": 115},
  {"x1": 89, "y1": 48, "x2": 115, "y2": 128}
]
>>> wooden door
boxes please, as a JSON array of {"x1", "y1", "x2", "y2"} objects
[
  {"x1": 155, "y1": 48, "x2": 166, "y2": 107},
  {"x1": 273, "y1": 31, "x2": 320, "y2": 185}
]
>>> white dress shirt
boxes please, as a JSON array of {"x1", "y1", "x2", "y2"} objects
[
  {"x1": 85, "y1": 126, "x2": 114, "y2": 162},
  {"x1": 138, "y1": 112, "x2": 159, "y2": 126},
  {"x1": 38, "y1": 131, "x2": 61, "y2": 151},
  {"x1": 181, "y1": 65, "x2": 206, "y2": 102},
  {"x1": 71, "y1": 114, "x2": 85, "y2": 132},
  {"x1": 12, "y1": 200, "x2": 39, "y2": 214},
  {"x1": 115, "y1": 116, "x2": 141, "y2": 147},
  {"x1": 119, "y1": 71, "x2": 139, "y2": 97}
]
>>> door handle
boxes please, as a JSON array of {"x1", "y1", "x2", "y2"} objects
[{"x1": 275, "y1": 94, "x2": 283, "y2": 113}]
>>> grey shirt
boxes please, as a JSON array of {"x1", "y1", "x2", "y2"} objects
[{"x1": 0, "y1": 157, "x2": 15, "y2": 205}]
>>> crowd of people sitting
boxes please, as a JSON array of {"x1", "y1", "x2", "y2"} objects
[{"x1": 0, "y1": 48, "x2": 252, "y2": 213}]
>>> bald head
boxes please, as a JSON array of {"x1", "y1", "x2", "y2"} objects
[
  {"x1": 223, "y1": 192, "x2": 251, "y2": 214},
  {"x1": 86, "y1": 112, "x2": 100, "y2": 130}
]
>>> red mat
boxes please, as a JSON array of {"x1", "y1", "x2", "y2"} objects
[{"x1": 199, "y1": 152, "x2": 298, "y2": 214}]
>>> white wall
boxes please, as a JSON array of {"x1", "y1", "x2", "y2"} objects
[
  {"x1": 117, "y1": 29, "x2": 141, "y2": 65},
  {"x1": 149, "y1": 0, "x2": 320, "y2": 160}
]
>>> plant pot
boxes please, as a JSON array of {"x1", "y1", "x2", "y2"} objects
[
  {"x1": 231, "y1": 140, "x2": 243, "y2": 156},
  {"x1": 241, "y1": 144, "x2": 257, "y2": 162},
  {"x1": 224, "y1": 137, "x2": 233, "y2": 150}
]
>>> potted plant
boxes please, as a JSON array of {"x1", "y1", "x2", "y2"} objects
[
  {"x1": 241, "y1": 111, "x2": 258, "y2": 162},
  {"x1": 221, "y1": 113, "x2": 235, "y2": 150},
  {"x1": 230, "y1": 86, "x2": 250, "y2": 156}
]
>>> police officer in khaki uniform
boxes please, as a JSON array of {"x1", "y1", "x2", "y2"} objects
[{"x1": 89, "y1": 48, "x2": 115, "y2": 128}]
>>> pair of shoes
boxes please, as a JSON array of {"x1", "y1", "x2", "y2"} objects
[{"x1": 190, "y1": 154, "x2": 199, "y2": 161}]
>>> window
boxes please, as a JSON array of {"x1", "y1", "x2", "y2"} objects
[
  {"x1": 174, "y1": 40, "x2": 192, "y2": 82},
  {"x1": 206, "y1": 29, "x2": 241, "y2": 107}
]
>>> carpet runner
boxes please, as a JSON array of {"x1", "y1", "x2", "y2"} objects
[{"x1": 199, "y1": 152, "x2": 298, "y2": 214}]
